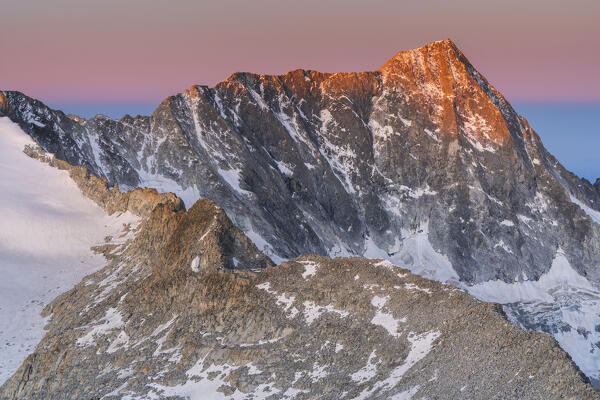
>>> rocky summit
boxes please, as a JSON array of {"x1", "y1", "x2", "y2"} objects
[
  {"x1": 2, "y1": 38, "x2": 600, "y2": 391},
  {"x1": 0, "y1": 153, "x2": 596, "y2": 399}
]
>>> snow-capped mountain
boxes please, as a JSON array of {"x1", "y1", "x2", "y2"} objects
[{"x1": 2, "y1": 39, "x2": 600, "y2": 384}]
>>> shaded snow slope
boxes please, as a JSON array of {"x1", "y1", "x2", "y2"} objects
[
  {"x1": 0, "y1": 118, "x2": 139, "y2": 384},
  {"x1": 469, "y1": 250, "x2": 600, "y2": 385}
]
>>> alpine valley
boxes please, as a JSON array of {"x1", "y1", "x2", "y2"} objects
[{"x1": 1, "y1": 39, "x2": 599, "y2": 398}]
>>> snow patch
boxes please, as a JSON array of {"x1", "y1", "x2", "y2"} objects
[
  {"x1": 276, "y1": 160, "x2": 294, "y2": 176},
  {"x1": 245, "y1": 226, "x2": 284, "y2": 264},
  {"x1": 217, "y1": 167, "x2": 252, "y2": 196},
  {"x1": 307, "y1": 363, "x2": 329, "y2": 381},
  {"x1": 369, "y1": 119, "x2": 397, "y2": 140},
  {"x1": 388, "y1": 386, "x2": 420, "y2": 400},
  {"x1": 106, "y1": 330, "x2": 130, "y2": 354},
  {"x1": 256, "y1": 282, "x2": 274, "y2": 294},
  {"x1": 77, "y1": 307, "x2": 125, "y2": 347},
  {"x1": 303, "y1": 301, "x2": 349, "y2": 325},
  {"x1": 300, "y1": 260, "x2": 318, "y2": 279},
  {"x1": 423, "y1": 128, "x2": 440, "y2": 143},
  {"x1": 190, "y1": 256, "x2": 200, "y2": 272},
  {"x1": 370, "y1": 296, "x2": 405, "y2": 337},
  {"x1": 494, "y1": 240, "x2": 513, "y2": 254},
  {"x1": 350, "y1": 350, "x2": 379, "y2": 383},
  {"x1": 570, "y1": 194, "x2": 600, "y2": 225},
  {"x1": 150, "y1": 353, "x2": 281, "y2": 399},
  {"x1": 350, "y1": 331, "x2": 440, "y2": 400},
  {"x1": 276, "y1": 293, "x2": 299, "y2": 318},
  {"x1": 468, "y1": 250, "x2": 593, "y2": 303},
  {"x1": 385, "y1": 221, "x2": 459, "y2": 284}
]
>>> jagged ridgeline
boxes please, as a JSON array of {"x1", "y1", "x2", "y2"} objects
[
  {"x1": 2, "y1": 39, "x2": 600, "y2": 285},
  {"x1": 0, "y1": 147, "x2": 596, "y2": 399}
]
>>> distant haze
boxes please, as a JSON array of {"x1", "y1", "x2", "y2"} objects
[{"x1": 1, "y1": 0, "x2": 598, "y2": 179}]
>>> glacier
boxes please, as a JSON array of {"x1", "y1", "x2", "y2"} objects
[{"x1": 0, "y1": 118, "x2": 139, "y2": 384}]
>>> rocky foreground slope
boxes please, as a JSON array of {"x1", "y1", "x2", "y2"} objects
[{"x1": 0, "y1": 150, "x2": 597, "y2": 399}]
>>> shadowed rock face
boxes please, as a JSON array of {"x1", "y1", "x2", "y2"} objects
[{"x1": 0, "y1": 193, "x2": 596, "y2": 399}]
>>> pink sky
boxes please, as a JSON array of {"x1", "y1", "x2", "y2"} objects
[{"x1": 1, "y1": 0, "x2": 599, "y2": 104}]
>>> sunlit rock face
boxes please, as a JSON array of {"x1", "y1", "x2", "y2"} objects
[{"x1": 2, "y1": 39, "x2": 600, "y2": 384}]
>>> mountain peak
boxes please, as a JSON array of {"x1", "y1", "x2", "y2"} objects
[
  {"x1": 379, "y1": 38, "x2": 462, "y2": 72},
  {"x1": 376, "y1": 38, "x2": 514, "y2": 144}
]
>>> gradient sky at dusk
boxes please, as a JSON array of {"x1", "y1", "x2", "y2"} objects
[{"x1": 1, "y1": 0, "x2": 599, "y2": 179}]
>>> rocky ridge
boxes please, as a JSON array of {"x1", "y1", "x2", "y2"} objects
[{"x1": 22, "y1": 144, "x2": 185, "y2": 218}]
